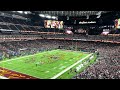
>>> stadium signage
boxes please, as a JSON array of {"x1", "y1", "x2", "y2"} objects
[
  {"x1": 76, "y1": 64, "x2": 84, "y2": 72},
  {"x1": 76, "y1": 61, "x2": 88, "y2": 72},
  {"x1": 79, "y1": 21, "x2": 96, "y2": 24},
  {"x1": 89, "y1": 55, "x2": 94, "y2": 60},
  {"x1": 76, "y1": 55, "x2": 94, "y2": 72}
]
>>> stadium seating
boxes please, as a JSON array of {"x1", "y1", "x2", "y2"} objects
[
  {"x1": 0, "y1": 37, "x2": 119, "y2": 79},
  {"x1": 0, "y1": 11, "x2": 119, "y2": 79}
]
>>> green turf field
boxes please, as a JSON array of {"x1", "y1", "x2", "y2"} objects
[{"x1": 0, "y1": 49, "x2": 97, "y2": 79}]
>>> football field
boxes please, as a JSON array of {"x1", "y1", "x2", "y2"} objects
[{"x1": 0, "y1": 49, "x2": 97, "y2": 79}]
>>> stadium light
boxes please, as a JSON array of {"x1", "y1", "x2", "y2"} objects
[
  {"x1": 39, "y1": 14, "x2": 45, "y2": 17},
  {"x1": 24, "y1": 11, "x2": 28, "y2": 14},
  {"x1": 46, "y1": 15, "x2": 51, "y2": 19},
  {"x1": 24, "y1": 11, "x2": 31, "y2": 14},
  {"x1": 27, "y1": 11, "x2": 31, "y2": 14},
  {"x1": 17, "y1": 11, "x2": 23, "y2": 14},
  {"x1": 51, "y1": 16, "x2": 56, "y2": 19}
]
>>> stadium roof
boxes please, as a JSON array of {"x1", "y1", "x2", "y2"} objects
[{"x1": 35, "y1": 11, "x2": 110, "y2": 16}]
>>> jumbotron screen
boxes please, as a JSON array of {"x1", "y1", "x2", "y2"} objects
[
  {"x1": 44, "y1": 20, "x2": 63, "y2": 29},
  {"x1": 115, "y1": 19, "x2": 120, "y2": 29}
]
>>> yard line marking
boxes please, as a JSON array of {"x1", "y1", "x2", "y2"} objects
[
  {"x1": 45, "y1": 71, "x2": 50, "y2": 73},
  {"x1": 59, "y1": 66, "x2": 66, "y2": 69},
  {"x1": 51, "y1": 53, "x2": 93, "y2": 79},
  {"x1": 59, "y1": 65, "x2": 62, "y2": 66},
  {"x1": 53, "y1": 67, "x2": 57, "y2": 69}
]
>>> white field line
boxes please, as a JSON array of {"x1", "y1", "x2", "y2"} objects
[
  {"x1": 0, "y1": 76, "x2": 9, "y2": 79},
  {"x1": 50, "y1": 53, "x2": 92, "y2": 79}
]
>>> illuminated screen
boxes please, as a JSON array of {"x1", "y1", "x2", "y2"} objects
[
  {"x1": 65, "y1": 27, "x2": 73, "y2": 34},
  {"x1": 44, "y1": 20, "x2": 63, "y2": 29},
  {"x1": 101, "y1": 29, "x2": 109, "y2": 35},
  {"x1": 115, "y1": 19, "x2": 120, "y2": 29}
]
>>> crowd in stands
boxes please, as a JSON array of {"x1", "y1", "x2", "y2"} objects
[
  {"x1": 0, "y1": 39, "x2": 64, "y2": 60},
  {"x1": 44, "y1": 34, "x2": 120, "y2": 42},
  {"x1": 73, "y1": 42, "x2": 120, "y2": 79},
  {"x1": 0, "y1": 39, "x2": 119, "y2": 79}
]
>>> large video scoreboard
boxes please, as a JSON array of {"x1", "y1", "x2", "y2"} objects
[
  {"x1": 44, "y1": 20, "x2": 63, "y2": 29},
  {"x1": 115, "y1": 19, "x2": 120, "y2": 29}
]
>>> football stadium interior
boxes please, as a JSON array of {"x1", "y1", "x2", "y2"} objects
[{"x1": 0, "y1": 11, "x2": 119, "y2": 79}]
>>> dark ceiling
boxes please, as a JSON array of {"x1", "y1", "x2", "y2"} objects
[
  {"x1": 34, "y1": 11, "x2": 110, "y2": 16},
  {"x1": 28, "y1": 11, "x2": 120, "y2": 26},
  {"x1": 3, "y1": 11, "x2": 120, "y2": 26}
]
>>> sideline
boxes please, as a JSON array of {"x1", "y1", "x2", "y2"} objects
[{"x1": 51, "y1": 53, "x2": 93, "y2": 79}]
